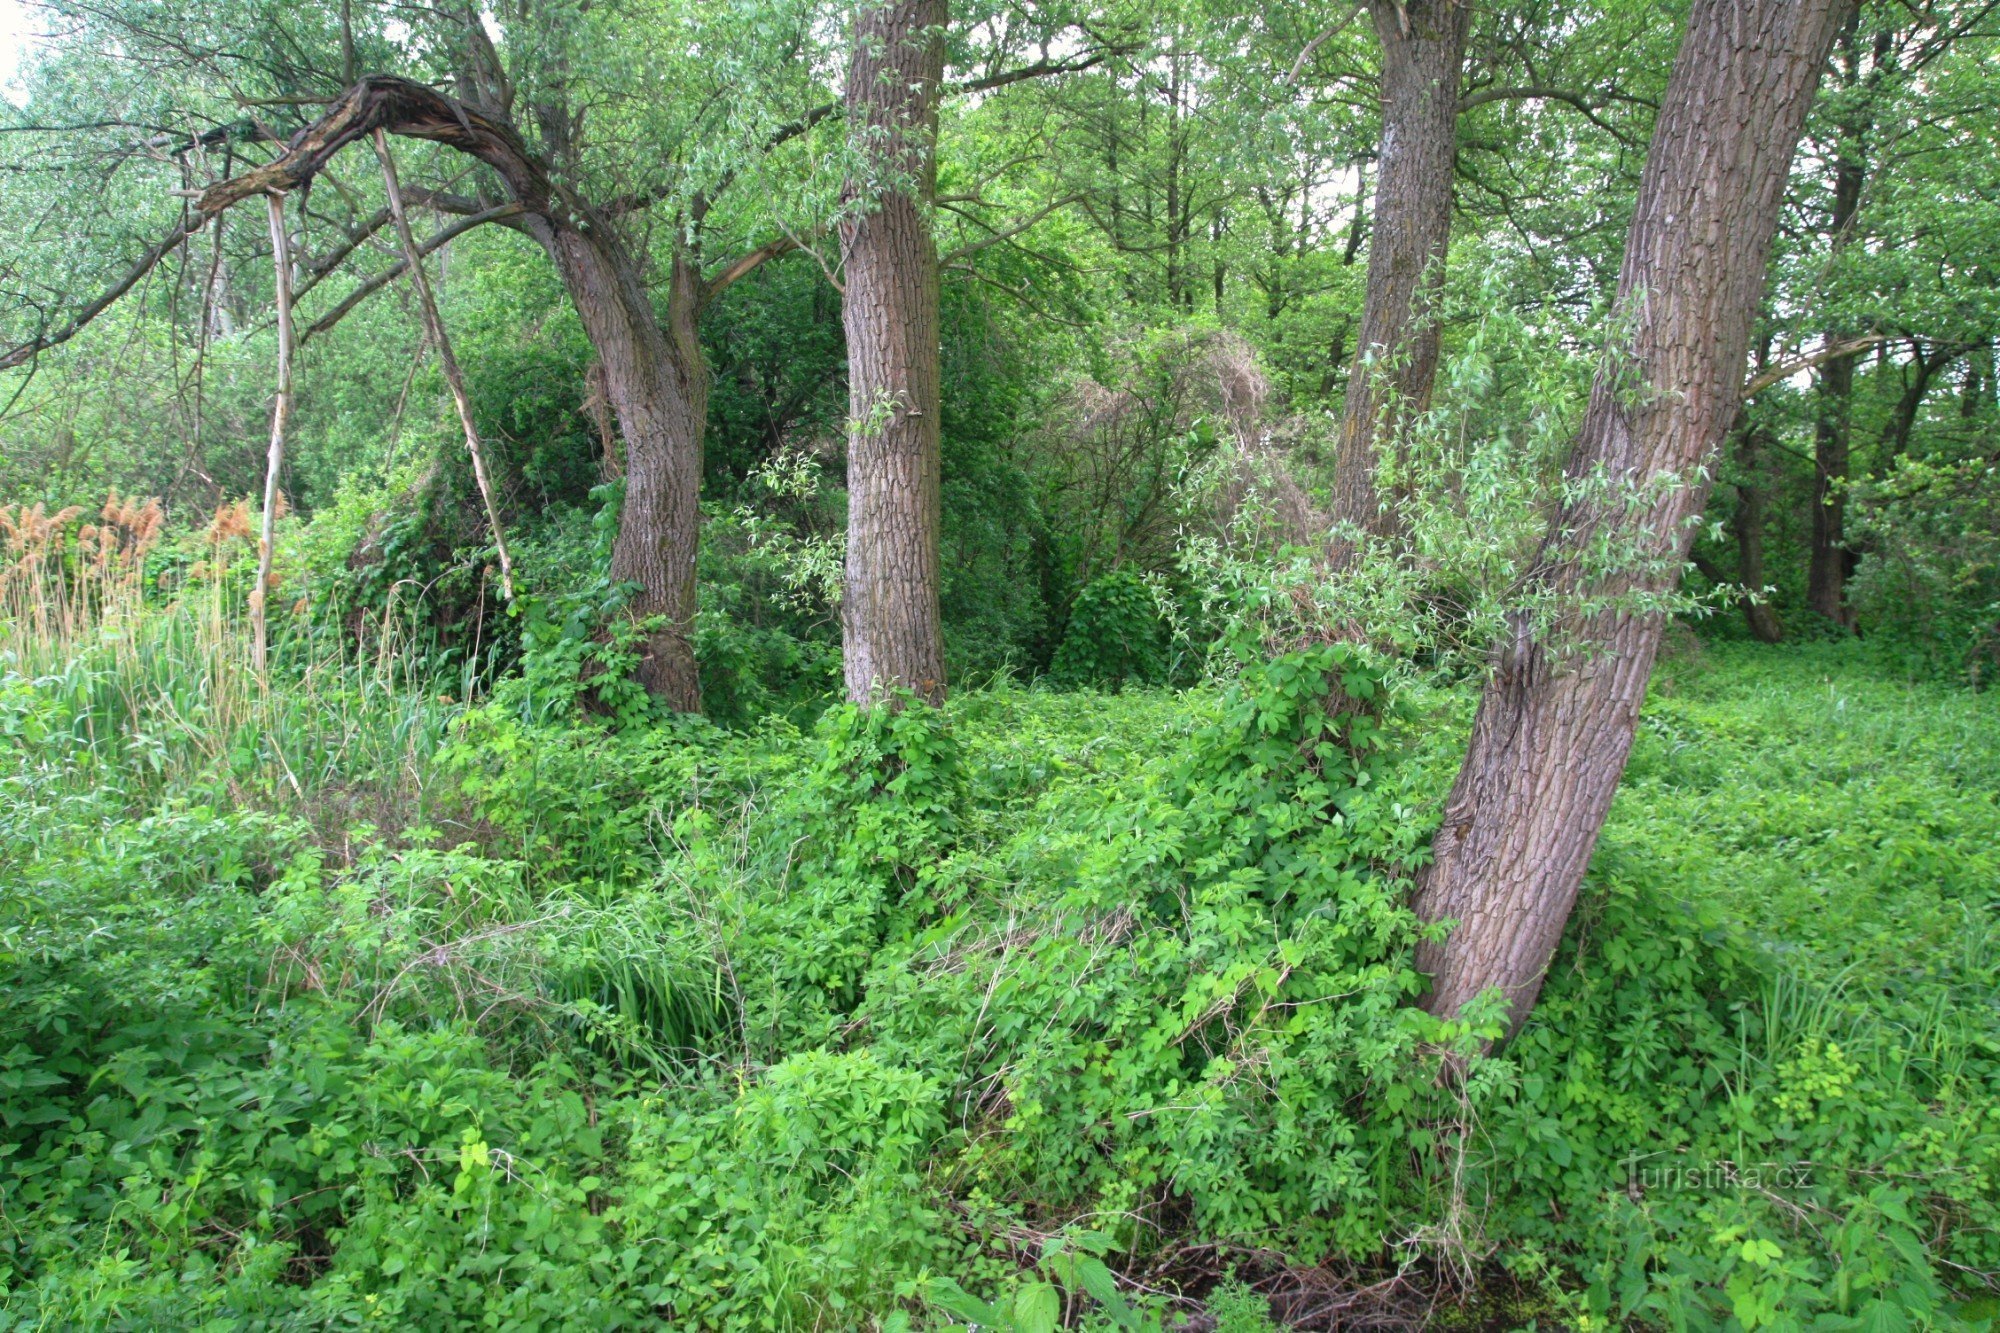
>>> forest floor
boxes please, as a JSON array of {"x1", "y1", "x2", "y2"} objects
[{"x1": 2, "y1": 618, "x2": 1996, "y2": 1328}]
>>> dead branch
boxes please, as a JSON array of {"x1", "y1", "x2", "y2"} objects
[
  {"x1": 372, "y1": 128, "x2": 514, "y2": 600},
  {"x1": 251, "y1": 192, "x2": 294, "y2": 678},
  {"x1": 1741, "y1": 333, "x2": 1890, "y2": 398}
]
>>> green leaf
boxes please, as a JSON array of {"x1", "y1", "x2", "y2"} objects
[
  {"x1": 1014, "y1": 1282, "x2": 1062, "y2": 1333},
  {"x1": 1074, "y1": 1256, "x2": 1139, "y2": 1328},
  {"x1": 927, "y1": 1278, "x2": 1004, "y2": 1327}
]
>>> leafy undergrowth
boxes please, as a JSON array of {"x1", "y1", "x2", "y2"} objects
[
  {"x1": 2, "y1": 625, "x2": 1996, "y2": 1329},
  {"x1": 1483, "y1": 643, "x2": 2000, "y2": 1330}
]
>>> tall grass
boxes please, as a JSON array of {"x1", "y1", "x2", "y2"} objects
[
  {"x1": 2, "y1": 491, "x2": 738, "y2": 1088},
  {"x1": 2, "y1": 492, "x2": 460, "y2": 836}
]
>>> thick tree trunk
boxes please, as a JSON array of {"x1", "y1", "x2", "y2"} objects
[
  {"x1": 545, "y1": 229, "x2": 707, "y2": 711},
  {"x1": 1411, "y1": 0, "x2": 1850, "y2": 1037},
  {"x1": 840, "y1": 0, "x2": 948, "y2": 706},
  {"x1": 1327, "y1": 0, "x2": 1470, "y2": 558}
]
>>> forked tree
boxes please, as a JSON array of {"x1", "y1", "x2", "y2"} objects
[
  {"x1": 1411, "y1": 0, "x2": 1854, "y2": 1036},
  {"x1": 840, "y1": 0, "x2": 950, "y2": 705},
  {"x1": 0, "y1": 68, "x2": 794, "y2": 712}
]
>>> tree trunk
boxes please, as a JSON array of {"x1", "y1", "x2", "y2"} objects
[
  {"x1": 539, "y1": 223, "x2": 706, "y2": 711},
  {"x1": 1884, "y1": 340, "x2": 1967, "y2": 460},
  {"x1": 1805, "y1": 15, "x2": 1881, "y2": 630},
  {"x1": 1807, "y1": 342, "x2": 1858, "y2": 627},
  {"x1": 1963, "y1": 342, "x2": 1992, "y2": 419},
  {"x1": 192, "y1": 77, "x2": 708, "y2": 711},
  {"x1": 1410, "y1": 0, "x2": 1850, "y2": 1038},
  {"x1": 1732, "y1": 420, "x2": 1785, "y2": 644},
  {"x1": 1327, "y1": 0, "x2": 1470, "y2": 558},
  {"x1": 840, "y1": 0, "x2": 948, "y2": 706}
]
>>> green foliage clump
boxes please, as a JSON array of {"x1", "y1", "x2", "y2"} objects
[
  {"x1": 1849, "y1": 455, "x2": 2000, "y2": 683},
  {"x1": 1048, "y1": 569, "x2": 1171, "y2": 690},
  {"x1": 7, "y1": 585, "x2": 2000, "y2": 1330},
  {"x1": 853, "y1": 645, "x2": 1459, "y2": 1261}
]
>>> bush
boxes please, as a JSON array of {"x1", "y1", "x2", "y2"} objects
[{"x1": 1049, "y1": 569, "x2": 1172, "y2": 690}]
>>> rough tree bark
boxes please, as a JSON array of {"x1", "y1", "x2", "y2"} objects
[
  {"x1": 589, "y1": 249, "x2": 707, "y2": 709},
  {"x1": 1410, "y1": 0, "x2": 1852, "y2": 1037},
  {"x1": 840, "y1": 0, "x2": 949, "y2": 706},
  {"x1": 1326, "y1": 0, "x2": 1471, "y2": 560}
]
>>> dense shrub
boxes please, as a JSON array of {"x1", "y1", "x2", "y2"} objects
[{"x1": 5, "y1": 604, "x2": 1998, "y2": 1328}]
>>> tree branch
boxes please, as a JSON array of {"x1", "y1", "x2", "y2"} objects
[
  {"x1": 1286, "y1": 4, "x2": 1365, "y2": 87},
  {"x1": 298, "y1": 202, "x2": 524, "y2": 346},
  {"x1": 940, "y1": 193, "x2": 1082, "y2": 265},
  {"x1": 196, "y1": 75, "x2": 561, "y2": 218},
  {"x1": 702, "y1": 236, "x2": 800, "y2": 303},
  {"x1": 1741, "y1": 333, "x2": 1890, "y2": 398},
  {"x1": 1457, "y1": 85, "x2": 1643, "y2": 145},
  {"x1": 0, "y1": 219, "x2": 194, "y2": 371},
  {"x1": 956, "y1": 50, "x2": 1125, "y2": 96},
  {"x1": 4, "y1": 76, "x2": 557, "y2": 374},
  {"x1": 687, "y1": 49, "x2": 1126, "y2": 221}
]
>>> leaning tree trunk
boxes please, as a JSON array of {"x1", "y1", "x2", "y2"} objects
[
  {"x1": 193, "y1": 77, "x2": 707, "y2": 712},
  {"x1": 1411, "y1": 0, "x2": 1851, "y2": 1038},
  {"x1": 840, "y1": 0, "x2": 948, "y2": 706},
  {"x1": 537, "y1": 220, "x2": 707, "y2": 711},
  {"x1": 1326, "y1": 0, "x2": 1471, "y2": 560}
]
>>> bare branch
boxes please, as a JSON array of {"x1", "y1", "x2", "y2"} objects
[
  {"x1": 4, "y1": 76, "x2": 553, "y2": 373},
  {"x1": 1741, "y1": 333, "x2": 1890, "y2": 398},
  {"x1": 197, "y1": 76, "x2": 563, "y2": 218},
  {"x1": 1286, "y1": 4, "x2": 1365, "y2": 87},
  {"x1": 940, "y1": 193, "x2": 1082, "y2": 265},
  {"x1": 1457, "y1": 85, "x2": 1646, "y2": 145},
  {"x1": 251, "y1": 192, "x2": 294, "y2": 678},
  {"x1": 373, "y1": 128, "x2": 514, "y2": 600},
  {"x1": 299, "y1": 203, "x2": 524, "y2": 346},
  {"x1": 0, "y1": 219, "x2": 194, "y2": 371},
  {"x1": 703, "y1": 236, "x2": 800, "y2": 303}
]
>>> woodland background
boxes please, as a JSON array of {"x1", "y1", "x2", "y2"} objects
[{"x1": 1, "y1": 0, "x2": 1997, "y2": 1327}]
